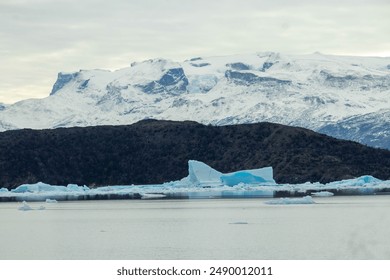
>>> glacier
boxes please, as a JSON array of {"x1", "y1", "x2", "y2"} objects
[{"x1": 1, "y1": 161, "x2": 390, "y2": 202}]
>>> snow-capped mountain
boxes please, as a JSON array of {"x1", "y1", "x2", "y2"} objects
[{"x1": 1, "y1": 52, "x2": 390, "y2": 148}]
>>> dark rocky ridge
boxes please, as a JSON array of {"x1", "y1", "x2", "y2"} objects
[{"x1": 1, "y1": 120, "x2": 390, "y2": 189}]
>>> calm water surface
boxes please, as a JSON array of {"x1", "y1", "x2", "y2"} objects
[{"x1": 1, "y1": 196, "x2": 389, "y2": 259}]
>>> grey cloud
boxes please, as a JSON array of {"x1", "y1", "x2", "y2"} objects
[{"x1": 0, "y1": 0, "x2": 389, "y2": 103}]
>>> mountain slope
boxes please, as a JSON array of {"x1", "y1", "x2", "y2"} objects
[
  {"x1": 319, "y1": 109, "x2": 390, "y2": 148},
  {"x1": 1, "y1": 120, "x2": 390, "y2": 189},
  {"x1": 1, "y1": 52, "x2": 390, "y2": 148}
]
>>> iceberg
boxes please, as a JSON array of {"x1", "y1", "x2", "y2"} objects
[
  {"x1": 12, "y1": 182, "x2": 88, "y2": 193},
  {"x1": 12, "y1": 182, "x2": 67, "y2": 193},
  {"x1": 221, "y1": 172, "x2": 267, "y2": 186},
  {"x1": 186, "y1": 160, "x2": 275, "y2": 187},
  {"x1": 325, "y1": 175, "x2": 381, "y2": 188},
  {"x1": 188, "y1": 160, "x2": 222, "y2": 186},
  {"x1": 221, "y1": 168, "x2": 275, "y2": 186},
  {"x1": 1, "y1": 161, "x2": 390, "y2": 202}
]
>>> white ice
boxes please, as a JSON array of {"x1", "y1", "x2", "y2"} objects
[
  {"x1": 325, "y1": 175, "x2": 380, "y2": 188},
  {"x1": 1, "y1": 161, "x2": 390, "y2": 201},
  {"x1": 12, "y1": 182, "x2": 89, "y2": 193},
  {"x1": 311, "y1": 191, "x2": 334, "y2": 197},
  {"x1": 18, "y1": 201, "x2": 33, "y2": 211},
  {"x1": 141, "y1": 193, "x2": 167, "y2": 199},
  {"x1": 186, "y1": 160, "x2": 274, "y2": 187},
  {"x1": 265, "y1": 196, "x2": 315, "y2": 205},
  {"x1": 187, "y1": 160, "x2": 222, "y2": 186}
]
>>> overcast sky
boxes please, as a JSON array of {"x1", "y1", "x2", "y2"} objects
[{"x1": 0, "y1": 0, "x2": 389, "y2": 104}]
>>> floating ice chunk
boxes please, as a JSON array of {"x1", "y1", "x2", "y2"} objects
[
  {"x1": 18, "y1": 201, "x2": 33, "y2": 211},
  {"x1": 141, "y1": 193, "x2": 167, "y2": 199},
  {"x1": 188, "y1": 160, "x2": 222, "y2": 186},
  {"x1": 326, "y1": 175, "x2": 381, "y2": 188},
  {"x1": 45, "y1": 199, "x2": 58, "y2": 203},
  {"x1": 265, "y1": 196, "x2": 315, "y2": 205},
  {"x1": 187, "y1": 160, "x2": 275, "y2": 187},
  {"x1": 311, "y1": 191, "x2": 334, "y2": 197},
  {"x1": 12, "y1": 182, "x2": 67, "y2": 193},
  {"x1": 0, "y1": 187, "x2": 8, "y2": 192},
  {"x1": 11, "y1": 182, "x2": 90, "y2": 194},
  {"x1": 37, "y1": 205, "x2": 46, "y2": 210}
]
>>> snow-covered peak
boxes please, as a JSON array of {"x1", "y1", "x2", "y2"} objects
[
  {"x1": 127, "y1": 58, "x2": 181, "y2": 82},
  {"x1": 130, "y1": 58, "x2": 181, "y2": 72},
  {"x1": 1, "y1": 52, "x2": 390, "y2": 149},
  {"x1": 50, "y1": 69, "x2": 113, "y2": 96}
]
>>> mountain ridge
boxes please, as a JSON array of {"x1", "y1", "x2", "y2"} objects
[
  {"x1": 1, "y1": 52, "x2": 389, "y2": 148},
  {"x1": 1, "y1": 120, "x2": 390, "y2": 189}
]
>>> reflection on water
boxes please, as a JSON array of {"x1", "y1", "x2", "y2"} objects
[{"x1": 0, "y1": 196, "x2": 389, "y2": 260}]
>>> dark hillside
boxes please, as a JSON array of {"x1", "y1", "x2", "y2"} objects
[{"x1": 1, "y1": 119, "x2": 390, "y2": 189}]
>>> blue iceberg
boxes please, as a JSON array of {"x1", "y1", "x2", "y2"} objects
[
  {"x1": 186, "y1": 160, "x2": 275, "y2": 187},
  {"x1": 187, "y1": 160, "x2": 222, "y2": 186},
  {"x1": 221, "y1": 172, "x2": 267, "y2": 186},
  {"x1": 1, "y1": 160, "x2": 390, "y2": 202}
]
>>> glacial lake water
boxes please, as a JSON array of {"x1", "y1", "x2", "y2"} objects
[{"x1": 0, "y1": 196, "x2": 389, "y2": 260}]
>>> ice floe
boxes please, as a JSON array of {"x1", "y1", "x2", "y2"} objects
[
  {"x1": 265, "y1": 196, "x2": 315, "y2": 205},
  {"x1": 311, "y1": 191, "x2": 334, "y2": 197},
  {"x1": 1, "y1": 161, "x2": 390, "y2": 201},
  {"x1": 18, "y1": 201, "x2": 33, "y2": 211}
]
